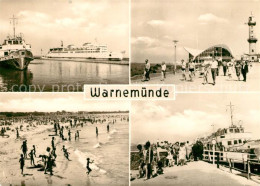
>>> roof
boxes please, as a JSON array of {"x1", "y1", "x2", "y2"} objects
[{"x1": 184, "y1": 44, "x2": 234, "y2": 59}]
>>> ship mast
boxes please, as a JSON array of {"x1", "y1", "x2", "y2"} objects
[
  {"x1": 226, "y1": 102, "x2": 234, "y2": 127},
  {"x1": 10, "y1": 15, "x2": 18, "y2": 38}
]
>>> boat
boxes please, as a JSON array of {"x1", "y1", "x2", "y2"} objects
[
  {"x1": 202, "y1": 102, "x2": 260, "y2": 164},
  {"x1": 45, "y1": 41, "x2": 123, "y2": 61},
  {"x1": 0, "y1": 15, "x2": 33, "y2": 70}
]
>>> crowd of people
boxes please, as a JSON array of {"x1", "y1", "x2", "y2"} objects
[
  {"x1": 141, "y1": 56, "x2": 251, "y2": 85},
  {"x1": 0, "y1": 114, "x2": 121, "y2": 177},
  {"x1": 133, "y1": 140, "x2": 203, "y2": 181}
]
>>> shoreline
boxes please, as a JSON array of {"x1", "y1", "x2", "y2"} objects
[{"x1": 35, "y1": 57, "x2": 129, "y2": 65}]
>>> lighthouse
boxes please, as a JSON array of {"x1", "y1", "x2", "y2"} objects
[{"x1": 247, "y1": 13, "x2": 257, "y2": 61}]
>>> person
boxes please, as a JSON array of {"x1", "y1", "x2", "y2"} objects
[
  {"x1": 210, "y1": 56, "x2": 218, "y2": 85},
  {"x1": 96, "y1": 127, "x2": 98, "y2": 137},
  {"x1": 16, "y1": 128, "x2": 19, "y2": 138},
  {"x1": 222, "y1": 60, "x2": 227, "y2": 76},
  {"x1": 28, "y1": 149, "x2": 35, "y2": 166},
  {"x1": 107, "y1": 124, "x2": 110, "y2": 133},
  {"x1": 136, "y1": 144, "x2": 145, "y2": 178},
  {"x1": 179, "y1": 143, "x2": 186, "y2": 166},
  {"x1": 143, "y1": 141, "x2": 153, "y2": 180},
  {"x1": 68, "y1": 129, "x2": 71, "y2": 141},
  {"x1": 32, "y1": 145, "x2": 36, "y2": 157},
  {"x1": 21, "y1": 140, "x2": 28, "y2": 159},
  {"x1": 217, "y1": 59, "x2": 222, "y2": 76},
  {"x1": 188, "y1": 60, "x2": 195, "y2": 81},
  {"x1": 44, "y1": 147, "x2": 51, "y2": 174},
  {"x1": 160, "y1": 61, "x2": 166, "y2": 81},
  {"x1": 235, "y1": 61, "x2": 242, "y2": 81},
  {"x1": 51, "y1": 137, "x2": 55, "y2": 149},
  {"x1": 19, "y1": 154, "x2": 25, "y2": 175},
  {"x1": 77, "y1": 130, "x2": 79, "y2": 139},
  {"x1": 61, "y1": 145, "x2": 70, "y2": 160},
  {"x1": 142, "y1": 59, "x2": 151, "y2": 81},
  {"x1": 202, "y1": 62, "x2": 209, "y2": 85},
  {"x1": 86, "y1": 158, "x2": 94, "y2": 174},
  {"x1": 241, "y1": 60, "x2": 249, "y2": 82},
  {"x1": 181, "y1": 59, "x2": 186, "y2": 81},
  {"x1": 227, "y1": 61, "x2": 233, "y2": 79}
]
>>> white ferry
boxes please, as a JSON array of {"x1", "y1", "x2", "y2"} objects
[
  {"x1": 202, "y1": 102, "x2": 260, "y2": 163},
  {"x1": 0, "y1": 16, "x2": 33, "y2": 70},
  {"x1": 45, "y1": 41, "x2": 123, "y2": 61}
]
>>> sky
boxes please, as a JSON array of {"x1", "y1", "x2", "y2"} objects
[
  {"x1": 0, "y1": 93, "x2": 130, "y2": 112},
  {"x1": 131, "y1": 0, "x2": 260, "y2": 63},
  {"x1": 0, "y1": 0, "x2": 129, "y2": 56},
  {"x1": 131, "y1": 93, "x2": 260, "y2": 144}
]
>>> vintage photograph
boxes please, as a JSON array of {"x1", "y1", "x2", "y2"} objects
[
  {"x1": 131, "y1": 94, "x2": 260, "y2": 185},
  {"x1": 0, "y1": 94, "x2": 129, "y2": 185},
  {"x1": 131, "y1": 0, "x2": 260, "y2": 92},
  {"x1": 0, "y1": 0, "x2": 129, "y2": 92}
]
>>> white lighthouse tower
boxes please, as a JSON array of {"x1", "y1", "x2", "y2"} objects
[{"x1": 247, "y1": 13, "x2": 257, "y2": 61}]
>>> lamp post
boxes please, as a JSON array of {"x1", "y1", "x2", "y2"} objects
[{"x1": 173, "y1": 40, "x2": 178, "y2": 75}]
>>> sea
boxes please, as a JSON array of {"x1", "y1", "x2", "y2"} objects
[
  {"x1": 71, "y1": 120, "x2": 129, "y2": 185},
  {"x1": 0, "y1": 59, "x2": 129, "y2": 92}
]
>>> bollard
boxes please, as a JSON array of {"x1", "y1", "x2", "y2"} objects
[
  {"x1": 217, "y1": 153, "x2": 220, "y2": 168},
  {"x1": 229, "y1": 159, "x2": 232, "y2": 173},
  {"x1": 247, "y1": 161, "x2": 251, "y2": 179}
]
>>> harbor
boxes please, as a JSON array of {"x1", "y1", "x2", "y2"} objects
[{"x1": 0, "y1": 59, "x2": 129, "y2": 92}]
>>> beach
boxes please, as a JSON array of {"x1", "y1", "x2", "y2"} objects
[{"x1": 0, "y1": 113, "x2": 129, "y2": 186}]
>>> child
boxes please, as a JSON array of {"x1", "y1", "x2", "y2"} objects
[
  {"x1": 28, "y1": 149, "x2": 35, "y2": 166},
  {"x1": 19, "y1": 154, "x2": 25, "y2": 175},
  {"x1": 160, "y1": 61, "x2": 166, "y2": 81},
  {"x1": 227, "y1": 61, "x2": 233, "y2": 79},
  {"x1": 86, "y1": 158, "x2": 94, "y2": 174}
]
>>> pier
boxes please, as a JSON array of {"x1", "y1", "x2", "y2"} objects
[{"x1": 131, "y1": 161, "x2": 259, "y2": 186}]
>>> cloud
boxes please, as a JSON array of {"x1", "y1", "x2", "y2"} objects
[
  {"x1": 147, "y1": 20, "x2": 165, "y2": 26},
  {"x1": 198, "y1": 13, "x2": 228, "y2": 24},
  {"x1": 131, "y1": 36, "x2": 157, "y2": 47}
]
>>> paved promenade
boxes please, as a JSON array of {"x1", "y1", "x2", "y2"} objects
[
  {"x1": 131, "y1": 161, "x2": 259, "y2": 186},
  {"x1": 131, "y1": 63, "x2": 260, "y2": 92}
]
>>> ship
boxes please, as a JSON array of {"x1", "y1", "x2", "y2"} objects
[
  {"x1": 45, "y1": 41, "x2": 123, "y2": 61},
  {"x1": 0, "y1": 15, "x2": 33, "y2": 70},
  {"x1": 202, "y1": 102, "x2": 260, "y2": 164}
]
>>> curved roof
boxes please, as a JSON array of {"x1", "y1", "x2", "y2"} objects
[{"x1": 184, "y1": 44, "x2": 234, "y2": 59}]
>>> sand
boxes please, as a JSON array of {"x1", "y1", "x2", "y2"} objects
[{"x1": 0, "y1": 114, "x2": 129, "y2": 186}]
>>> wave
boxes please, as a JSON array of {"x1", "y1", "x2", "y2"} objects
[
  {"x1": 110, "y1": 129, "x2": 118, "y2": 135},
  {"x1": 93, "y1": 142, "x2": 102, "y2": 148},
  {"x1": 74, "y1": 149, "x2": 107, "y2": 174}
]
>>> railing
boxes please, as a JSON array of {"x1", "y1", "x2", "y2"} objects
[{"x1": 203, "y1": 150, "x2": 260, "y2": 184}]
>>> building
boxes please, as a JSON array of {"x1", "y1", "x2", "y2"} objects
[
  {"x1": 247, "y1": 13, "x2": 258, "y2": 61},
  {"x1": 184, "y1": 44, "x2": 234, "y2": 63}
]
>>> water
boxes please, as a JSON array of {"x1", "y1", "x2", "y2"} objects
[
  {"x1": 71, "y1": 121, "x2": 129, "y2": 185},
  {"x1": 0, "y1": 59, "x2": 129, "y2": 92}
]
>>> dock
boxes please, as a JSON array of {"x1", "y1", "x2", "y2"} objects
[{"x1": 131, "y1": 161, "x2": 259, "y2": 186}]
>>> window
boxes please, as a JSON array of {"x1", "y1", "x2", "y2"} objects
[
  {"x1": 229, "y1": 129, "x2": 233, "y2": 133},
  {"x1": 234, "y1": 140, "x2": 238, "y2": 145},
  {"x1": 21, "y1": 52, "x2": 25, "y2": 55},
  {"x1": 239, "y1": 139, "x2": 242, "y2": 143},
  {"x1": 252, "y1": 49, "x2": 254, "y2": 53},
  {"x1": 228, "y1": 141, "x2": 232, "y2": 145},
  {"x1": 4, "y1": 52, "x2": 8, "y2": 56}
]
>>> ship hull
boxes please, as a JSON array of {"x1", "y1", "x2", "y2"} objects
[
  {"x1": 45, "y1": 52, "x2": 123, "y2": 61},
  {"x1": 0, "y1": 50, "x2": 33, "y2": 70}
]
